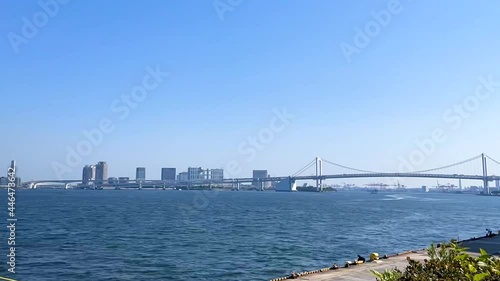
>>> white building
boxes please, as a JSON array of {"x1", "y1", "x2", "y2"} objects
[
  {"x1": 188, "y1": 167, "x2": 204, "y2": 180},
  {"x1": 210, "y1": 169, "x2": 224, "y2": 181},
  {"x1": 275, "y1": 178, "x2": 297, "y2": 192},
  {"x1": 252, "y1": 170, "x2": 271, "y2": 188}
]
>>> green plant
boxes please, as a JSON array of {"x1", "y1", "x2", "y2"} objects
[
  {"x1": 371, "y1": 269, "x2": 403, "y2": 281},
  {"x1": 373, "y1": 242, "x2": 500, "y2": 281}
]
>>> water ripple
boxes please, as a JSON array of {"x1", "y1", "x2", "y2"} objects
[{"x1": 4, "y1": 190, "x2": 499, "y2": 281}]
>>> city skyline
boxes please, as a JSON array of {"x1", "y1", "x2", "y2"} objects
[
  {"x1": 2, "y1": 1, "x2": 500, "y2": 186},
  {"x1": 5, "y1": 153, "x2": 500, "y2": 190},
  {"x1": 4, "y1": 2, "x2": 500, "y2": 281}
]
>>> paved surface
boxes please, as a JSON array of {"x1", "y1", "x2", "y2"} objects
[
  {"x1": 288, "y1": 235, "x2": 500, "y2": 281},
  {"x1": 291, "y1": 251, "x2": 427, "y2": 281}
]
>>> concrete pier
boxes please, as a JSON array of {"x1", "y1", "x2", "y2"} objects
[{"x1": 271, "y1": 234, "x2": 500, "y2": 281}]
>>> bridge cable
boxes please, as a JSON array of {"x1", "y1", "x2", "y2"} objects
[
  {"x1": 410, "y1": 154, "x2": 482, "y2": 174},
  {"x1": 486, "y1": 155, "x2": 500, "y2": 166},
  {"x1": 292, "y1": 160, "x2": 316, "y2": 177},
  {"x1": 321, "y1": 159, "x2": 377, "y2": 174},
  {"x1": 292, "y1": 159, "x2": 317, "y2": 177}
]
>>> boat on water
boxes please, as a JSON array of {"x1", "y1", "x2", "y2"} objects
[{"x1": 369, "y1": 189, "x2": 378, "y2": 194}]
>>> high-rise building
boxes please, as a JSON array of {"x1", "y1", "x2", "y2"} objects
[
  {"x1": 82, "y1": 165, "x2": 93, "y2": 185},
  {"x1": 95, "y1": 161, "x2": 108, "y2": 185},
  {"x1": 210, "y1": 169, "x2": 224, "y2": 181},
  {"x1": 91, "y1": 165, "x2": 96, "y2": 180},
  {"x1": 15, "y1": 177, "x2": 21, "y2": 187},
  {"x1": 188, "y1": 167, "x2": 204, "y2": 180},
  {"x1": 253, "y1": 170, "x2": 269, "y2": 188},
  {"x1": 161, "y1": 168, "x2": 176, "y2": 181},
  {"x1": 136, "y1": 167, "x2": 146, "y2": 181}
]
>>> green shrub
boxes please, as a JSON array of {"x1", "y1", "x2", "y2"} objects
[{"x1": 372, "y1": 242, "x2": 500, "y2": 281}]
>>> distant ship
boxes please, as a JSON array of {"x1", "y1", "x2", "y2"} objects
[{"x1": 369, "y1": 189, "x2": 378, "y2": 194}]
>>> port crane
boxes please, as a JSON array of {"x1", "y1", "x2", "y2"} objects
[{"x1": 365, "y1": 182, "x2": 389, "y2": 190}]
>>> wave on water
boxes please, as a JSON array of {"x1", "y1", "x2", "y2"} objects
[
  {"x1": 382, "y1": 194, "x2": 448, "y2": 202},
  {"x1": 382, "y1": 194, "x2": 406, "y2": 200},
  {"x1": 416, "y1": 197, "x2": 447, "y2": 201}
]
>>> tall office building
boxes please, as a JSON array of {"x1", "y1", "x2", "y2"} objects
[
  {"x1": 95, "y1": 161, "x2": 108, "y2": 185},
  {"x1": 91, "y1": 165, "x2": 96, "y2": 180},
  {"x1": 161, "y1": 168, "x2": 176, "y2": 181},
  {"x1": 188, "y1": 167, "x2": 204, "y2": 180},
  {"x1": 14, "y1": 177, "x2": 21, "y2": 187},
  {"x1": 252, "y1": 170, "x2": 269, "y2": 188},
  {"x1": 136, "y1": 167, "x2": 146, "y2": 181},
  {"x1": 82, "y1": 165, "x2": 93, "y2": 185},
  {"x1": 210, "y1": 169, "x2": 224, "y2": 181}
]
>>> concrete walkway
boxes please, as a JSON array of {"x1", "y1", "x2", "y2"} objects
[
  {"x1": 289, "y1": 251, "x2": 427, "y2": 281},
  {"x1": 278, "y1": 234, "x2": 500, "y2": 281}
]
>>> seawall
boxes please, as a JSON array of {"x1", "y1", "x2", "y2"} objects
[{"x1": 270, "y1": 232, "x2": 500, "y2": 281}]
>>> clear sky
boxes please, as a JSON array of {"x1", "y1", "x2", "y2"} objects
[{"x1": 1, "y1": 0, "x2": 500, "y2": 187}]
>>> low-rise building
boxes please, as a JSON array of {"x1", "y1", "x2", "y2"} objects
[
  {"x1": 118, "y1": 177, "x2": 130, "y2": 184},
  {"x1": 108, "y1": 177, "x2": 118, "y2": 184},
  {"x1": 177, "y1": 172, "x2": 189, "y2": 181}
]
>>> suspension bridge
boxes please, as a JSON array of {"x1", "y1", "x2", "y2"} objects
[
  {"x1": 21, "y1": 153, "x2": 500, "y2": 193},
  {"x1": 290, "y1": 153, "x2": 500, "y2": 192}
]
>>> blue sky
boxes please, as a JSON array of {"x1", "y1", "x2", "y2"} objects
[{"x1": 1, "y1": 0, "x2": 500, "y2": 186}]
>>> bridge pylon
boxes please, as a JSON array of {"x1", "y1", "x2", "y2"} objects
[
  {"x1": 482, "y1": 153, "x2": 489, "y2": 194},
  {"x1": 316, "y1": 157, "x2": 323, "y2": 191}
]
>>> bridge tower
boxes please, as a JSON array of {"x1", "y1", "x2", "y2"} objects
[
  {"x1": 482, "y1": 153, "x2": 489, "y2": 194},
  {"x1": 315, "y1": 157, "x2": 323, "y2": 191}
]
